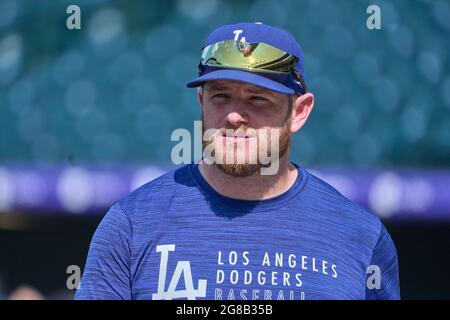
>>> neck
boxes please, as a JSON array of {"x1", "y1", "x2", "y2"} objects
[{"x1": 198, "y1": 154, "x2": 298, "y2": 201}]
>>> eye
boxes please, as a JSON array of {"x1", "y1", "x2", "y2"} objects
[
  {"x1": 250, "y1": 96, "x2": 270, "y2": 103},
  {"x1": 212, "y1": 93, "x2": 230, "y2": 99}
]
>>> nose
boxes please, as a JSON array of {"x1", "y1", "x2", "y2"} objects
[
  {"x1": 226, "y1": 112, "x2": 247, "y2": 126},
  {"x1": 226, "y1": 101, "x2": 248, "y2": 126}
]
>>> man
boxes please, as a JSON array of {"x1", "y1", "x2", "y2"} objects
[{"x1": 75, "y1": 22, "x2": 400, "y2": 300}]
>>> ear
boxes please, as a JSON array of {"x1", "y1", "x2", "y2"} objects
[
  {"x1": 197, "y1": 87, "x2": 204, "y2": 108},
  {"x1": 290, "y1": 92, "x2": 314, "y2": 133}
]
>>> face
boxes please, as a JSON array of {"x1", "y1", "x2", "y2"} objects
[{"x1": 199, "y1": 80, "x2": 293, "y2": 177}]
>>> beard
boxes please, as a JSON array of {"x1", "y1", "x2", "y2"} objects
[{"x1": 201, "y1": 112, "x2": 292, "y2": 177}]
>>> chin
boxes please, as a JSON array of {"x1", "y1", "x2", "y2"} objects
[{"x1": 215, "y1": 163, "x2": 262, "y2": 177}]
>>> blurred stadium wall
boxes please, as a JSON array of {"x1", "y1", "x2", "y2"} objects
[{"x1": 0, "y1": 0, "x2": 449, "y2": 299}]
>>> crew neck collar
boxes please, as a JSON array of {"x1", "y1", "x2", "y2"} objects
[{"x1": 190, "y1": 162, "x2": 308, "y2": 212}]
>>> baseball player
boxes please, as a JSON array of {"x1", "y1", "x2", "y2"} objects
[{"x1": 75, "y1": 22, "x2": 400, "y2": 300}]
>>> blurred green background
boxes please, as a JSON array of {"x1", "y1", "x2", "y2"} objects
[{"x1": 1, "y1": 0, "x2": 449, "y2": 168}]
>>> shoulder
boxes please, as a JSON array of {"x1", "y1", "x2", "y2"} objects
[
  {"x1": 115, "y1": 164, "x2": 195, "y2": 218},
  {"x1": 304, "y1": 168, "x2": 379, "y2": 221},
  {"x1": 301, "y1": 167, "x2": 384, "y2": 244}
]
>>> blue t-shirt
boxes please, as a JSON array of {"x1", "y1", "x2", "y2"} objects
[{"x1": 75, "y1": 163, "x2": 400, "y2": 300}]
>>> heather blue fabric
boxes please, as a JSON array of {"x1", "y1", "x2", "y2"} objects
[{"x1": 75, "y1": 163, "x2": 400, "y2": 300}]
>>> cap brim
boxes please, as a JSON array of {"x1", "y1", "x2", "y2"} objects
[{"x1": 186, "y1": 69, "x2": 294, "y2": 94}]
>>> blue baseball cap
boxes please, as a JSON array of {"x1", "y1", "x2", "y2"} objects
[{"x1": 186, "y1": 22, "x2": 306, "y2": 95}]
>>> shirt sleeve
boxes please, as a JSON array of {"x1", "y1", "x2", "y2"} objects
[
  {"x1": 365, "y1": 222, "x2": 401, "y2": 300},
  {"x1": 74, "y1": 203, "x2": 132, "y2": 300}
]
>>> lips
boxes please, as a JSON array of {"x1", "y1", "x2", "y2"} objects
[
  {"x1": 222, "y1": 134, "x2": 252, "y2": 139},
  {"x1": 220, "y1": 130, "x2": 256, "y2": 139}
]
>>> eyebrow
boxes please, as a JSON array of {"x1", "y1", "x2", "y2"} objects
[
  {"x1": 244, "y1": 88, "x2": 276, "y2": 97},
  {"x1": 206, "y1": 84, "x2": 230, "y2": 91}
]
